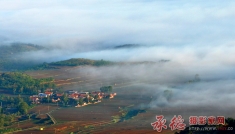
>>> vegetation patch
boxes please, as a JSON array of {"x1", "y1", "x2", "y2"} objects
[
  {"x1": 0, "y1": 72, "x2": 55, "y2": 95},
  {"x1": 50, "y1": 58, "x2": 114, "y2": 67},
  {"x1": 112, "y1": 106, "x2": 146, "y2": 123},
  {"x1": 0, "y1": 127, "x2": 22, "y2": 134}
]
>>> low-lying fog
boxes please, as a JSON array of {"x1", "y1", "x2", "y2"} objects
[
  {"x1": 60, "y1": 51, "x2": 235, "y2": 112},
  {"x1": 11, "y1": 42, "x2": 235, "y2": 112},
  {"x1": 5, "y1": 34, "x2": 235, "y2": 118},
  {"x1": 1, "y1": 0, "x2": 234, "y2": 118}
]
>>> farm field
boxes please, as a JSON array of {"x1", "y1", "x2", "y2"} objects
[{"x1": 12, "y1": 66, "x2": 235, "y2": 134}]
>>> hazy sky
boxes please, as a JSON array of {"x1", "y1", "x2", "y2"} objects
[
  {"x1": 1, "y1": 0, "x2": 235, "y2": 69},
  {"x1": 0, "y1": 0, "x2": 235, "y2": 50}
]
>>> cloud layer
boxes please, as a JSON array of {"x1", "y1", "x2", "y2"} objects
[
  {"x1": 2, "y1": 1, "x2": 235, "y2": 84},
  {"x1": 0, "y1": 0, "x2": 235, "y2": 50}
]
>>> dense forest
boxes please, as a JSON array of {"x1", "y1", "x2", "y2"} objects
[
  {"x1": 0, "y1": 94, "x2": 33, "y2": 132},
  {"x1": 0, "y1": 72, "x2": 55, "y2": 95}
]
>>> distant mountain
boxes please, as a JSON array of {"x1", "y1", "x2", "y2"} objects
[
  {"x1": 31, "y1": 58, "x2": 170, "y2": 70},
  {"x1": 0, "y1": 43, "x2": 44, "y2": 58},
  {"x1": 0, "y1": 43, "x2": 45, "y2": 70},
  {"x1": 50, "y1": 58, "x2": 113, "y2": 66},
  {"x1": 113, "y1": 44, "x2": 142, "y2": 49}
]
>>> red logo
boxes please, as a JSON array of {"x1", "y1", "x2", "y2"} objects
[
  {"x1": 189, "y1": 116, "x2": 198, "y2": 125},
  {"x1": 151, "y1": 115, "x2": 167, "y2": 132},
  {"x1": 217, "y1": 116, "x2": 225, "y2": 125},
  {"x1": 198, "y1": 116, "x2": 207, "y2": 125},
  {"x1": 169, "y1": 115, "x2": 186, "y2": 130}
]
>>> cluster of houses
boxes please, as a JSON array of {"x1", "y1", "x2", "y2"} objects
[
  {"x1": 68, "y1": 90, "x2": 116, "y2": 100},
  {"x1": 29, "y1": 88, "x2": 55, "y2": 104},
  {"x1": 29, "y1": 89, "x2": 117, "y2": 105}
]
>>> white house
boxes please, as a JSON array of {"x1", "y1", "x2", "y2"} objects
[{"x1": 38, "y1": 93, "x2": 47, "y2": 97}]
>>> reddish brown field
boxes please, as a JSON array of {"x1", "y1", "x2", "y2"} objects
[
  {"x1": 29, "y1": 104, "x2": 59, "y2": 114},
  {"x1": 15, "y1": 66, "x2": 235, "y2": 134}
]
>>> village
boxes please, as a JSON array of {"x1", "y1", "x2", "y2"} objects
[{"x1": 29, "y1": 86, "x2": 117, "y2": 107}]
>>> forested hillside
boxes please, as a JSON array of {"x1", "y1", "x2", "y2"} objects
[
  {"x1": 50, "y1": 58, "x2": 113, "y2": 66},
  {"x1": 0, "y1": 43, "x2": 43, "y2": 57},
  {"x1": 0, "y1": 72, "x2": 55, "y2": 95},
  {"x1": 0, "y1": 43, "x2": 44, "y2": 70}
]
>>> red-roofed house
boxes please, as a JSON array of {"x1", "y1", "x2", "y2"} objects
[
  {"x1": 68, "y1": 93, "x2": 89, "y2": 99},
  {"x1": 46, "y1": 88, "x2": 53, "y2": 92},
  {"x1": 69, "y1": 93, "x2": 80, "y2": 99},
  {"x1": 52, "y1": 98, "x2": 60, "y2": 103},
  {"x1": 91, "y1": 91, "x2": 101, "y2": 96},
  {"x1": 56, "y1": 93, "x2": 64, "y2": 97},
  {"x1": 45, "y1": 91, "x2": 53, "y2": 96},
  {"x1": 78, "y1": 94, "x2": 89, "y2": 99},
  {"x1": 30, "y1": 96, "x2": 40, "y2": 104}
]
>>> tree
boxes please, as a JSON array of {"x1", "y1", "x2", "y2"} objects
[
  {"x1": 108, "y1": 86, "x2": 113, "y2": 92},
  {"x1": 47, "y1": 96, "x2": 50, "y2": 103},
  {"x1": 42, "y1": 97, "x2": 48, "y2": 103},
  {"x1": 0, "y1": 72, "x2": 55, "y2": 95},
  {"x1": 94, "y1": 95, "x2": 98, "y2": 100},
  {"x1": 61, "y1": 93, "x2": 68, "y2": 105},
  {"x1": 0, "y1": 118, "x2": 4, "y2": 128},
  {"x1": 18, "y1": 101, "x2": 29, "y2": 114},
  {"x1": 74, "y1": 99, "x2": 79, "y2": 105},
  {"x1": 78, "y1": 98, "x2": 84, "y2": 106},
  {"x1": 16, "y1": 95, "x2": 23, "y2": 104},
  {"x1": 13, "y1": 88, "x2": 16, "y2": 94},
  {"x1": 100, "y1": 86, "x2": 113, "y2": 93},
  {"x1": 89, "y1": 97, "x2": 94, "y2": 103},
  {"x1": 19, "y1": 86, "x2": 23, "y2": 94},
  {"x1": 84, "y1": 97, "x2": 89, "y2": 103},
  {"x1": 27, "y1": 114, "x2": 31, "y2": 120},
  {"x1": 9, "y1": 114, "x2": 15, "y2": 122}
]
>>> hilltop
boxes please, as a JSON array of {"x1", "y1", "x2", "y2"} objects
[
  {"x1": 0, "y1": 43, "x2": 44, "y2": 70},
  {"x1": 113, "y1": 44, "x2": 142, "y2": 49},
  {"x1": 0, "y1": 43, "x2": 44, "y2": 58},
  {"x1": 50, "y1": 58, "x2": 113, "y2": 66},
  {"x1": 31, "y1": 58, "x2": 169, "y2": 70},
  {"x1": 31, "y1": 58, "x2": 114, "y2": 70}
]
